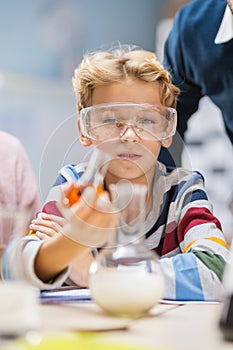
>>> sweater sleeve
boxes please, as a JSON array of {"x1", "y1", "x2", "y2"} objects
[
  {"x1": 14, "y1": 139, "x2": 41, "y2": 223},
  {"x1": 0, "y1": 132, "x2": 40, "y2": 242},
  {"x1": 159, "y1": 172, "x2": 230, "y2": 301},
  {"x1": 2, "y1": 236, "x2": 69, "y2": 289}
]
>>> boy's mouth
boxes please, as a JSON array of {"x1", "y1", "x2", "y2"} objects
[{"x1": 117, "y1": 152, "x2": 141, "y2": 161}]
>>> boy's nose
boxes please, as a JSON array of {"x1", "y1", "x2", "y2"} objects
[{"x1": 119, "y1": 124, "x2": 140, "y2": 142}]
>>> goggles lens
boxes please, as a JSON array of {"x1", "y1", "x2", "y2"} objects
[{"x1": 79, "y1": 103, "x2": 177, "y2": 141}]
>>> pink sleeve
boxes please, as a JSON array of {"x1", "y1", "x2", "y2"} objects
[{"x1": 0, "y1": 132, "x2": 40, "y2": 243}]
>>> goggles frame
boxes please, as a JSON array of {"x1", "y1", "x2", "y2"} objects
[{"x1": 79, "y1": 102, "x2": 177, "y2": 141}]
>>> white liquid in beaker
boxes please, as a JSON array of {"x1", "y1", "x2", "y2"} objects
[{"x1": 89, "y1": 268, "x2": 164, "y2": 317}]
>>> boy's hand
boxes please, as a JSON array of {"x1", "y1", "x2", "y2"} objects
[
  {"x1": 57, "y1": 182, "x2": 118, "y2": 248},
  {"x1": 29, "y1": 213, "x2": 67, "y2": 240}
]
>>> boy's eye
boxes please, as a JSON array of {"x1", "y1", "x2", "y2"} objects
[
  {"x1": 102, "y1": 118, "x2": 117, "y2": 124},
  {"x1": 101, "y1": 110, "x2": 117, "y2": 124},
  {"x1": 138, "y1": 118, "x2": 156, "y2": 125}
]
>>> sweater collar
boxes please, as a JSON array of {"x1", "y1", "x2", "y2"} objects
[{"x1": 215, "y1": 5, "x2": 233, "y2": 44}]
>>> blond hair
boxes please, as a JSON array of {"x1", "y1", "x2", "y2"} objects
[{"x1": 72, "y1": 46, "x2": 180, "y2": 111}]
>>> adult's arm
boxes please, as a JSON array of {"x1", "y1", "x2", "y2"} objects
[
  {"x1": 163, "y1": 7, "x2": 203, "y2": 138},
  {"x1": 160, "y1": 7, "x2": 203, "y2": 166}
]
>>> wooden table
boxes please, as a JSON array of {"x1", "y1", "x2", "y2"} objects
[{"x1": 2, "y1": 301, "x2": 233, "y2": 350}]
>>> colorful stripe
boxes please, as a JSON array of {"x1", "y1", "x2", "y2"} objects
[
  {"x1": 184, "y1": 236, "x2": 227, "y2": 253},
  {"x1": 173, "y1": 253, "x2": 204, "y2": 301},
  {"x1": 178, "y1": 207, "x2": 222, "y2": 241},
  {"x1": 193, "y1": 251, "x2": 226, "y2": 281}
]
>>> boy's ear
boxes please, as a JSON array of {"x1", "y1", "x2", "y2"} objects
[
  {"x1": 77, "y1": 120, "x2": 92, "y2": 146},
  {"x1": 161, "y1": 137, "x2": 173, "y2": 148}
]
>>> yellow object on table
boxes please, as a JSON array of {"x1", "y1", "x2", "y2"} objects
[{"x1": 2, "y1": 332, "x2": 165, "y2": 350}]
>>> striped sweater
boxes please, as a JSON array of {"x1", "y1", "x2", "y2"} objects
[{"x1": 2, "y1": 161, "x2": 229, "y2": 300}]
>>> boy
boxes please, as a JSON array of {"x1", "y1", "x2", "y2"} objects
[{"x1": 2, "y1": 46, "x2": 229, "y2": 300}]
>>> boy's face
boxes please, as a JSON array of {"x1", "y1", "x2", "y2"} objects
[{"x1": 79, "y1": 78, "x2": 173, "y2": 185}]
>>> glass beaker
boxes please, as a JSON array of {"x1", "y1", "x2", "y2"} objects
[{"x1": 88, "y1": 182, "x2": 164, "y2": 318}]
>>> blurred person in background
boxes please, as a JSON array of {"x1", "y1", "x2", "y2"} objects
[
  {"x1": 160, "y1": 0, "x2": 233, "y2": 167},
  {"x1": 0, "y1": 130, "x2": 40, "y2": 248}
]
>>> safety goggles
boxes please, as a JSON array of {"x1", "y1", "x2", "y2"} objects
[{"x1": 79, "y1": 103, "x2": 177, "y2": 141}]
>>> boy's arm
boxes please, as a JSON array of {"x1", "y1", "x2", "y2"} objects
[
  {"x1": 33, "y1": 183, "x2": 118, "y2": 286},
  {"x1": 2, "y1": 184, "x2": 117, "y2": 288},
  {"x1": 29, "y1": 213, "x2": 94, "y2": 287},
  {"x1": 34, "y1": 233, "x2": 93, "y2": 283},
  {"x1": 159, "y1": 172, "x2": 230, "y2": 301},
  {"x1": 160, "y1": 249, "x2": 227, "y2": 301}
]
